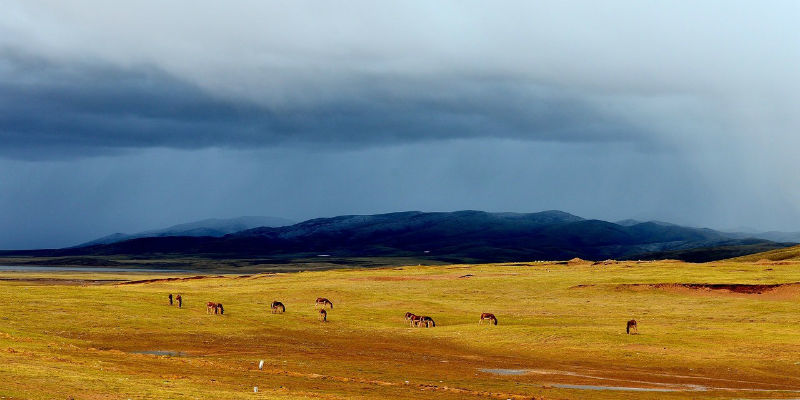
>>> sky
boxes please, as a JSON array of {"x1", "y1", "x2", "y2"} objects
[{"x1": 1, "y1": 1, "x2": 799, "y2": 249}]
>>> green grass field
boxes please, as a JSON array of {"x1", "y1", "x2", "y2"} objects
[{"x1": 3, "y1": 259, "x2": 800, "y2": 399}]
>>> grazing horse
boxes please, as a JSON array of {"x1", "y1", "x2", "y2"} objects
[
  {"x1": 168, "y1": 293, "x2": 173, "y2": 306},
  {"x1": 318, "y1": 309, "x2": 327, "y2": 322},
  {"x1": 627, "y1": 319, "x2": 638, "y2": 334},
  {"x1": 315, "y1": 298, "x2": 333, "y2": 309},
  {"x1": 419, "y1": 316, "x2": 435, "y2": 328},
  {"x1": 271, "y1": 301, "x2": 286, "y2": 314},
  {"x1": 479, "y1": 313, "x2": 498, "y2": 325},
  {"x1": 176, "y1": 294, "x2": 182, "y2": 308},
  {"x1": 207, "y1": 302, "x2": 224, "y2": 315}
]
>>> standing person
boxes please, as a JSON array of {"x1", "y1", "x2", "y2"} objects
[
  {"x1": 168, "y1": 293, "x2": 173, "y2": 306},
  {"x1": 176, "y1": 294, "x2": 182, "y2": 308}
]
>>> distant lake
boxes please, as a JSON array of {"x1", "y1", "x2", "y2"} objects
[{"x1": 0, "y1": 266, "x2": 195, "y2": 273}]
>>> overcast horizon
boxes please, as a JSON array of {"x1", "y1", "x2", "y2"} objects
[{"x1": 2, "y1": 1, "x2": 799, "y2": 249}]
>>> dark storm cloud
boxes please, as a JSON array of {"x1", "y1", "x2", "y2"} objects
[{"x1": 0, "y1": 49, "x2": 644, "y2": 159}]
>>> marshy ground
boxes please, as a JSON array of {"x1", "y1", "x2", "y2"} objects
[{"x1": 3, "y1": 259, "x2": 800, "y2": 399}]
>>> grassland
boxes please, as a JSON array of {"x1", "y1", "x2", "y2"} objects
[
  {"x1": 730, "y1": 244, "x2": 800, "y2": 262},
  {"x1": 3, "y1": 259, "x2": 800, "y2": 399}
]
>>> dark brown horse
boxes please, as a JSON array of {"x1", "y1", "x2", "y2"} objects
[
  {"x1": 318, "y1": 309, "x2": 327, "y2": 322},
  {"x1": 315, "y1": 298, "x2": 333, "y2": 309},
  {"x1": 408, "y1": 314, "x2": 422, "y2": 327},
  {"x1": 419, "y1": 316, "x2": 435, "y2": 328},
  {"x1": 404, "y1": 312, "x2": 416, "y2": 321},
  {"x1": 627, "y1": 319, "x2": 638, "y2": 334},
  {"x1": 207, "y1": 302, "x2": 224, "y2": 315},
  {"x1": 479, "y1": 313, "x2": 498, "y2": 325},
  {"x1": 271, "y1": 301, "x2": 286, "y2": 314}
]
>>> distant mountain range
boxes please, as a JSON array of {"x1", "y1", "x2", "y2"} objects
[
  {"x1": 721, "y1": 230, "x2": 800, "y2": 243},
  {"x1": 75, "y1": 216, "x2": 295, "y2": 247},
  {"x1": 617, "y1": 219, "x2": 800, "y2": 243},
  {"x1": 12, "y1": 210, "x2": 793, "y2": 263}
]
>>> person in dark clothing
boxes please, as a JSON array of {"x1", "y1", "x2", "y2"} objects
[
  {"x1": 168, "y1": 293, "x2": 173, "y2": 306},
  {"x1": 176, "y1": 294, "x2": 182, "y2": 308}
]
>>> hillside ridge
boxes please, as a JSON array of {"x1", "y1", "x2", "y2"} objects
[{"x1": 7, "y1": 210, "x2": 789, "y2": 263}]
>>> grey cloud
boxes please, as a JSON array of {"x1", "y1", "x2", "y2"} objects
[
  {"x1": 3, "y1": 1, "x2": 796, "y2": 161},
  {"x1": 1, "y1": 50, "x2": 653, "y2": 160}
]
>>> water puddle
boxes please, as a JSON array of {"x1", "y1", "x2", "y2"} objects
[
  {"x1": 131, "y1": 350, "x2": 186, "y2": 357},
  {"x1": 552, "y1": 384, "x2": 684, "y2": 392},
  {"x1": 479, "y1": 369, "x2": 529, "y2": 375},
  {"x1": 480, "y1": 367, "x2": 800, "y2": 393}
]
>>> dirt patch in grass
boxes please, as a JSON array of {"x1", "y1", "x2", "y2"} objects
[
  {"x1": 574, "y1": 282, "x2": 800, "y2": 299},
  {"x1": 624, "y1": 283, "x2": 800, "y2": 294}
]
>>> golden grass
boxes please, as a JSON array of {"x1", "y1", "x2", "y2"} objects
[
  {"x1": 3, "y1": 260, "x2": 800, "y2": 399},
  {"x1": 729, "y1": 244, "x2": 800, "y2": 262}
]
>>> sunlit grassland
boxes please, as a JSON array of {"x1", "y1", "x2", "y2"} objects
[{"x1": 3, "y1": 260, "x2": 800, "y2": 399}]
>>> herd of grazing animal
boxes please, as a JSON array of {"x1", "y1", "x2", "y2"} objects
[
  {"x1": 206, "y1": 302, "x2": 224, "y2": 314},
  {"x1": 168, "y1": 293, "x2": 333, "y2": 321},
  {"x1": 167, "y1": 294, "x2": 182, "y2": 308},
  {"x1": 167, "y1": 293, "x2": 639, "y2": 333},
  {"x1": 404, "y1": 312, "x2": 435, "y2": 328}
]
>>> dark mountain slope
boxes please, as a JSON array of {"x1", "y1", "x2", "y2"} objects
[
  {"x1": 628, "y1": 240, "x2": 795, "y2": 263},
  {"x1": 11, "y1": 210, "x2": 789, "y2": 263},
  {"x1": 75, "y1": 216, "x2": 294, "y2": 247}
]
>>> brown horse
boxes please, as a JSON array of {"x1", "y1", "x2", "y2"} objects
[
  {"x1": 315, "y1": 298, "x2": 333, "y2": 309},
  {"x1": 408, "y1": 314, "x2": 422, "y2": 327},
  {"x1": 627, "y1": 319, "x2": 638, "y2": 334},
  {"x1": 419, "y1": 316, "x2": 435, "y2": 328},
  {"x1": 207, "y1": 302, "x2": 224, "y2": 315},
  {"x1": 271, "y1": 301, "x2": 286, "y2": 314},
  {"x1": 479, "y1": 313, "x2": 498, "y2": 325},
  {"x1": 318, "y1": 309, "x2": 327, "y2": 322},
  {"x1": 404, "y1": 312, "x2": 416, "y2": 321}
]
